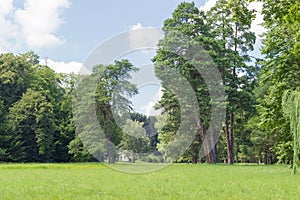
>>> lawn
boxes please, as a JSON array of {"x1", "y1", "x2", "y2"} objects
[{"x1": 0, "y1": 163, "x2": 299, "y2": 199}]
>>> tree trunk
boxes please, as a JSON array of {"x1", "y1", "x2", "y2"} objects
[
  {"x1": 207, "y1": 145, "x2": 217, "y2": 163},
  {"x1": 192, "y1": 155, "x2": 197, "y2": 164},
  {"x1": 107, "y1": 139, "x2": 114, "y2": 163},
  {"x1": 225, "y1": 113, "x2": 234, "y2": 164},
  {"x1": 229, "y1": 112, "x2": 234, "y2": 163},
  {"x1": 195, "y1": 117, "x2": 216, "y2": 163}
]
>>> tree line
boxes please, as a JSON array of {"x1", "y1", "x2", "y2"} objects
[
  {"x1": 0, "y1": 0, "x2": 299, "y2": 167},
  {"x1": 153, "y1": 0, "x2": 299, "y2": 167},
  {"x1": 0, "y1": 55, "x2": 156, "y2": 162}
]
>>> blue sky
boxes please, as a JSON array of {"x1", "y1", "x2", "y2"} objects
[
  {"x1": 55, "y1": 0, "x2": 206, "y2": 63},
  {"x1": 1, "y1": 0, "x2": 205, "y2": 62},
  {"x1": 0, "y1": 0, "x2": 264, "y2": 115},
  {"x1": 0, "y1": 0, "x2": 264, "y2": 68}
]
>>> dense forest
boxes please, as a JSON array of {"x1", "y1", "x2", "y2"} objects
[{"x1": 0, "y1": 0, "x2": 299, "y2": 168}]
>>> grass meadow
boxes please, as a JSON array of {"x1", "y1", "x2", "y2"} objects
[{"x1": 0, "y1": 163, "x2": 299, "y2": 199}]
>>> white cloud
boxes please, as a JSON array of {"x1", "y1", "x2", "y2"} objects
[
  {"x1": 0, "y1": 0, "x2": 19, "y2": 53},
  {"x1": 40, "y1": 58, "x2": 82, "y2": 74},
  {"x1": 0, "y1": 0, "x2": 70, "y2": 52},
  {"x1": 130, "y1": 22, "x2": 143, "y2": 31},
  {"x1": 140, "y1": 87, "x2": 163, "y2": 116},
  {"x1": 0, "y1": 0, "x2": 14, "y2": 15},
  {"x1": 128, "y1": 23, "x2": 164, "y2": 50},
  {"x1": 140, "y1": 101, "x2": 159, "y2": 116},
  {"x1": 15, "y1": 0, "x2": 69, "y2": 49}
]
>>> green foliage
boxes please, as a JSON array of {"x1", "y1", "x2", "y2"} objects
[
  {"x1": 153, "y1": 1, "x2": 257, "y2": 164},
  {"x1": 94, "y1": 59, "x2": 138, "y2": 144},
  {"x1": 130, "y1": 113, "x2": 158, "y2": 149},
  {"x1": 68, "y1": 136, "x2": 94, "y2": 162},
  {"x1": 119, "y1": 119, "x2": 151, "y2": 162},
  {"x1": 0, "y1": 52, "x2": 76, "y2": 163},
  {"x1": 0, "y1": 98, "x2": 8, "y2": 160},
  {"x1": 282, "y1": 90, "x2": 300, "y2": 174},
  {"x1": 250, "y1": 0, "x2": 300, "y2": 165},
  {"x1": 207, "y1": 0, "x2": 257, "y2": 164},
  {"x1": 71, "y1": 59, "x2": 138, "y2": 163},
  {"x1": 0, "y1": 52, "x2": 36, "y2": 108},
  {"x1": 8, "y1": 89, "x2": 55, "y2": 162},
  {"x1": 52, "y1": 73, "x2": 78, "y2": 162},
  {"x1": 153, "y1": 2, "x2": 214, "y2": 163}
]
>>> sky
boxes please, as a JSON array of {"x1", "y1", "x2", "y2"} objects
[{"x1": 0, "y1": 0, "x2": 264, "y2": 116}]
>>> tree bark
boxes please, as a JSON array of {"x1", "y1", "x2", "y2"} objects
[
  {"x1": 207, "y1": 145, "x2": 217, "y2": 163},
  {"x1": 192, "y1": 155, "x2": 197, "y2": 164},
  {"x1": 225, "y1": 113, "x2": 234, "y2": 164},
  {"x1": 195, "y1": 117, "x2": 217, "y2": 163}
]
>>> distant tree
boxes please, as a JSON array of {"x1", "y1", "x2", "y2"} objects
[
  {"x1": 30, "y1": 64, "x2": 73, "y2": 162},
  {"x1": 0, "y1": 52, "x2": 74, "y2": 162},
  {"x1": 119, "y1": 119, "x2": 150, "y2": 162},
  {"x1": 8, "y1": 89, "x2": 56, "y2": 162},
  {"x1": 72, "y1": 60, "x2": 138, "y2": 163},
  {"x1": 0, "y1": 53, "x2": 37, "y2": 160},
  {"x1": 0, "y1": 98, "x2": 8, "y2": 160},
  {"x1": 68, "y1": 135, "x2": 95, "y2": 162},
  {"x1": 53, "y1": 73, "x2": 78, "y2": 162},
  {"x1": 0, "y1": 52, "x2": 36, "y2": 109},
  {"x1": 94, "y1": 60, "x2": 138, "y2": 163},
  {"x1": 130, "y1": 113, "x2": 158, "y2": 150}
]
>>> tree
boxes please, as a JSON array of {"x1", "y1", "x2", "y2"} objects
[
  {"x1": 130, "y1": 113, "x2": 158, "y2": 151},
  {"x1": 0, "y1": 52, "x2": 141, "y2": 163},
  {"x1": 95, "y1": 60, "x2": 138, "y2": 163},
  {"x1": 207, "y1": 0, "x2": 256, "y2": 164},
  {"x1": 0, "y1": 98, "x2": 8, "y2": 160},
  {"x1": 30, "y1": 64, "x2": 73, "y2": 162},
  {"x1": 72, "y1": 59, "x2": 138, "y2": 163},
  {"x1": 152, "y1": 2, "x2": 219, "y2": 163},
  {"x1": 153, "y1": 1, "x2": 255, "y2": 164},
  {"x1": 252, "y1": 0, "x2": 300, "y2": 164},
  {"x1": 119, "y1": 119, "x2": 150, "y2": 162},
  {"x1": 282, "y1": 90, "x2": 300, "y2": 174},
  {"x1": 68, "y1": 135, "x2": 95, "y2": 162},
  {"x1": 0, "y1": 52, "x2": 36, "y2": 109},
  {"x1": 0, "y1": 53, "x2": 37, "y2": 160},
  {"x1": 53, "y1": 73, "x2": 78, "y2": 162},
  {"x1": 8, "y1": 89, "x2": 56, "y2": 162},
  {"x1": 0, "y1": 52, "x2": 74, "y2": 162}
]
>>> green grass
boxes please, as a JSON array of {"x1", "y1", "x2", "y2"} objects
[{"x1": 0, "y1": 163, "x2": 299, "y2": 199}]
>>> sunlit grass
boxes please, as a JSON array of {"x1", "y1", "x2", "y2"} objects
[{"x1": 0, "y1": 163, "x2": 299, "y2": 199}]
